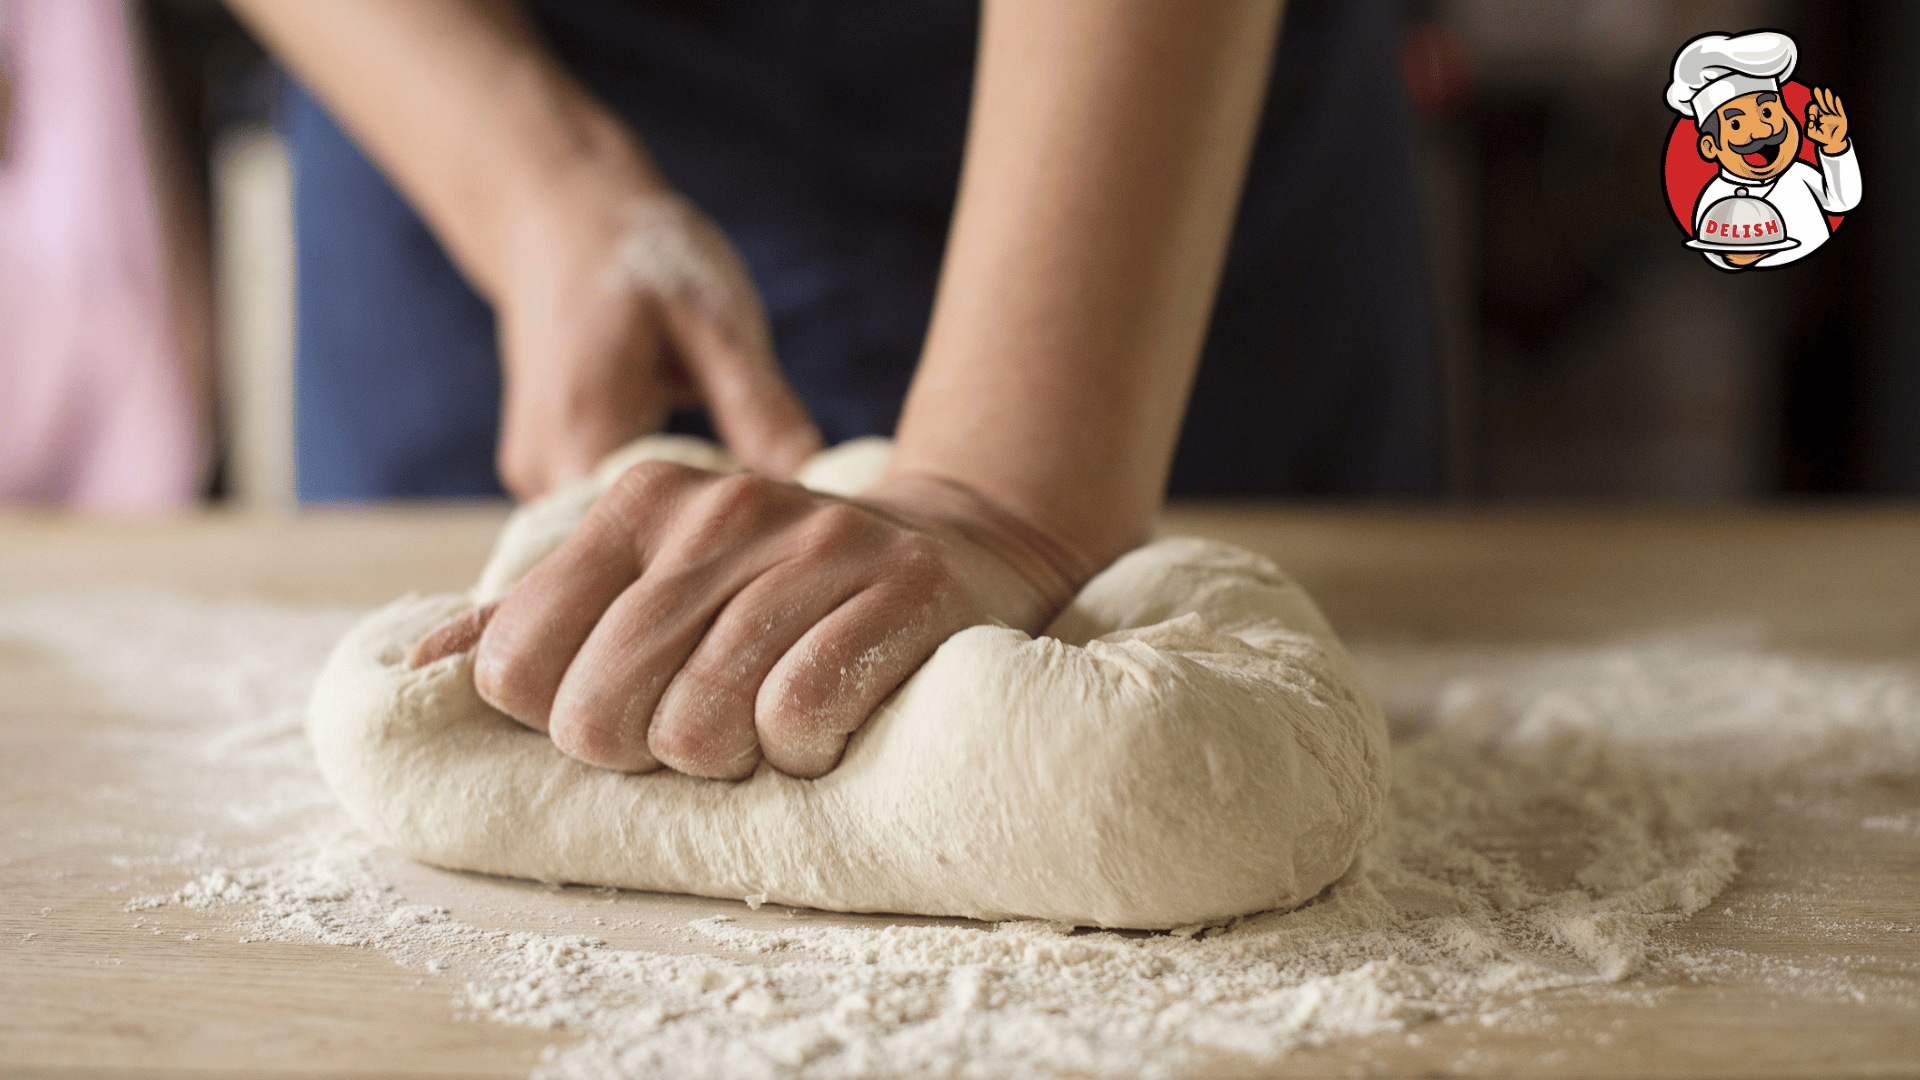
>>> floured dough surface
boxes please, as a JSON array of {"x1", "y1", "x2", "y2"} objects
[{"x1": 307, "y1": 438, "x2": 1389, "y2": 929}]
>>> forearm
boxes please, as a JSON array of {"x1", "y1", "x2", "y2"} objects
[
  {"x1": 225, "y1": 0, "x2": 662, "y2": 300},
  {"x1": 890, "y1": 0, "x2": 1283, "y2": 570}
]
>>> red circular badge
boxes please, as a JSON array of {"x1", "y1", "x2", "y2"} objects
[{"x1": 1663, "y1": 80, "x2": 1845, "y2": 237}]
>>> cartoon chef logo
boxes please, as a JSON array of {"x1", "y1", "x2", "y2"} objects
[{"x1": 1662, "y1": 30, "x2": 1861, "y2": 271}]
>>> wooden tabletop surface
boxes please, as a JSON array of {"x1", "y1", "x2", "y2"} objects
[{"x1": 3, "y1": 503, "x2": 1917, "y2": 1078}]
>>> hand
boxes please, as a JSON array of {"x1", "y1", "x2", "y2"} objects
[
  {"x1": 410, "y1": 461, "x2": 1093, "y2": 779},
  {"x1": 1805, "y1": 87, "x2": 1849, "y2": 155},
  {"x1": 492, "y1": 174, "x2": 821, "y2": 500},
  {"x1": 221, "y1": 0, "x2": 821, "y2": 500}
]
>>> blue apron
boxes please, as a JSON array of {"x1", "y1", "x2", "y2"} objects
[{"x1": 287, "y1": 0, "x2": 1440, "y2": 500}]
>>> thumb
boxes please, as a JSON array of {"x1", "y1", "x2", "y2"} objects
[
  {"x1": 663, "y1": 301, "x2": 823, "y2": 478},
  {"x1": 410, "y1": 601, "x2": 499, "y2": 669}
]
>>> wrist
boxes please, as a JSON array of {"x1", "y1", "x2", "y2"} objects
[
  {"x1": 864, "y1": 470, "x2": 1108, "y2": 622},
  {"x1": 882, "y1": 439, "x2": 1159, "y2": 573},
  {"x1": 466, "y1": 77, "x2": 671, "y2": 301}
]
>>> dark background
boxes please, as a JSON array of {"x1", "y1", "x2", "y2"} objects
[
  {"x1": 140, "y1": 0, "x2": 1920, "y2": 501},
  {"x1": 1404, "y1": 0, "x2": 1919, "y2": 498}
]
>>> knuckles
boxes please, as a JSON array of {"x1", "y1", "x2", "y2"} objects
[
  {"x1": 548, "y1": 705, "x2": 660, "y2": 774},
  {"x1": 793, "y1": 501, "x2": 880, "y2": 559},
  {"x1": 684, "y1": 470, "x2": 797, "y2": 543},
  {"x1": 544, "y1": 658, "x2": 672, "y2": 773},
  {"x1": 472, "y1": 629, "x2": 558, "y2": 731},
  {"x1": 600, "y1": 463, "x2": 815, "y2": 561},
  {"x1": 597, "y1": 459, "x2": 709, "y2": 520},
  {"x1": 647, "y1": 708, "x2": 762, "y2": 780},
  {"x1": 702, "y1": 467, "x2": 787, "y2": 511},
  {"x1": 480, "y1": 460, "x2": 983, "y2": 782},
  {"x1": 757, "y1": 728, "x2": 850, "y2": 780}
]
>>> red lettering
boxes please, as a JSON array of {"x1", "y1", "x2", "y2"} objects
[
  {"x1": 1766, "y1": 220, "x2": 1779, "y2": 235},
  {"x1": 1706, "y1": 220, "x2": 1719, "y2": 235}
]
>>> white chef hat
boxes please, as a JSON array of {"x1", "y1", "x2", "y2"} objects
[{"x1": 1666, "y1": 31, "x2": 1798, "y2": 128}]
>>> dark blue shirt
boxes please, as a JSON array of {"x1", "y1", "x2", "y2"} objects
[{"x1": 287, "y1": 0, "x2": 1440, "y2": 500}]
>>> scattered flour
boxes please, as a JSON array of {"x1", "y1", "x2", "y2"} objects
[{"x1": 4, "y1": 592, "x2": 1917, "y2": 1079}]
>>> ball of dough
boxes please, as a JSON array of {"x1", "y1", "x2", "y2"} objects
[{"x1": 307, "y1": 439, "x2": 1389, "y2": 929}]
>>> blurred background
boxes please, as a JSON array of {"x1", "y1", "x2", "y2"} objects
[{"x1": 3, "y1": 0, "x2": 1916, "y2": 511}]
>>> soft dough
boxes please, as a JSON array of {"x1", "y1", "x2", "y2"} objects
[{"x1": 307, "y1": 437, "x2": 1389, "y2": 929}]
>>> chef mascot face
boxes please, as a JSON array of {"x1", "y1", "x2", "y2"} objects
[
  {"x1": 1666, "y1": 31, "x2": 1859, "y2": 271},
  {"x1": 1697, "y1": 89, "x2": 1801, "y2": 182}
]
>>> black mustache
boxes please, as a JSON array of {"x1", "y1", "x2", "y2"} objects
[{"x1": 1728, "y1": 127, "x2": 1787, "y2": 155}]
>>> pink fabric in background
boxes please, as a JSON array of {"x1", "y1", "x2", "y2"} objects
[{"x1": 0, "y1": 0, "x2": 200, "y2": 510}]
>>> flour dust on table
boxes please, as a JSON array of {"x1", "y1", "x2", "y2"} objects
[
  {"x1": 310, "y1": 437, "x2": 1391, "y2": 929},
  {"x1": 5, "y1": 579, "x2": 1917, "y2": 1078}
]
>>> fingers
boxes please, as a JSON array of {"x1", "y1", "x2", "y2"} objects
[
  {"x1": 410, "y1": 601, "x2": 499, "y2": 669},
  {"x1": 1806, "y1": 88, "x2": 1849, "y2": 152},
  {"x1": 461, "y1": 458, "x2": 1035, "y2": 782},
  {"x1": 542, "y1": 471, "x2": 812, "y2": 774},
  {"x1": 473, "y1": 461, "x2": 698, "y2": 731},
  {"x1": 756, "y1": 548, "x2": 969, "y2": 778},
  {"x1": 1813, "y1": 88, "x2": 1847, "y2": 123},
  {"x1": 1804, "y1": 88, "x2": 1848, "y2": 149},
  {"x1": 644, "y1": 558, "x2": 866, "y2": 778},
  {"x1": 662, "y1": 298, "x2": 823, "y2": 480},
  {"x1": 545, "y1": 566, "x2": 728, "y2": 774}
]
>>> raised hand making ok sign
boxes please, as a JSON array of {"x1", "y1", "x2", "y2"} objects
[{"x1": 1806, "y1": 86, "x2": 1850, "y2": 155}]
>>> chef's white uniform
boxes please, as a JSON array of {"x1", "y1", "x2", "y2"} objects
[
  {"x1": 1693, "y1": 147, "x2": 1861, "y2": 269},
  {"x1": 1666, "y1": 31, "x2": 1863, "y2": 270}
]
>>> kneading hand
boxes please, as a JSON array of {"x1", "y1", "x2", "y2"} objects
[{"x1": 411, "y1": 462, "x2": 1091, "y2": 779}]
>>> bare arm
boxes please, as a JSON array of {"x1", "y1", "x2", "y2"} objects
[
  {"x1": 390, "y1": 1, "x2": 1285, "y2": 780},
  {"x1": 227, "y1": 0, "x2": 821, "y2": 493},
  {"x1": 228, "y1": 0, "x2": 635, "y2": 302},
  {"x1": 892, "y1": 0, "x2": 1283, "y2": 569}
]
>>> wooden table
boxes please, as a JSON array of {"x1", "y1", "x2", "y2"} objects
[{"x1": 3, "y1": 505, "x2": 1918, "y2": 1078}]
